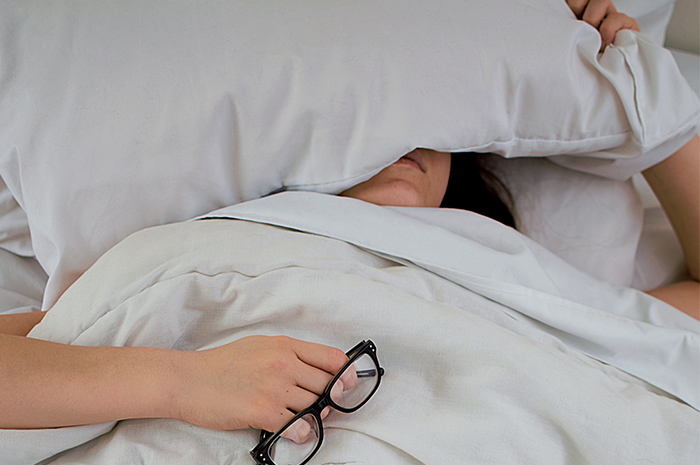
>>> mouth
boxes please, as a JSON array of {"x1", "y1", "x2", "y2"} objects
[{"x1": 396, "y1": 151, "x2": 426, "y2": 172}]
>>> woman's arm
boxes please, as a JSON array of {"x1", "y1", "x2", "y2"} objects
[
  {"x1": 0, "y1": 311, "x2": 46, "y2": 336},
  {"x1": 0, "y1": 332, "x2": 347, "y2": 432},
  {"x1": 0, "y1": 334, "x2": 181, "y2": 428},
  {"x1": 643, "y1": 135, "x2": 699, "y2": 320},
  {"x1": 566, "y1": 1, "x2": 696, "y2": 318}
]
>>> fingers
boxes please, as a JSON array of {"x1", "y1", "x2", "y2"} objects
[
  {"x1": 174, "y1": 335, "x2": 350, "y2": 437},
  {"x1": 245, "y1": 337, "x2": 346, "y2": 430},
  {"x1": 283, "y1": 385, "x2": 326, "y2": 414},
  {"x1": 330, "y1": 379, "x2": 345, "y2": 403},
  {"x1": 280, "y1": 379, "x2": 344, "y2": 444},
  {"x1": 566, "y1": 0, "x2": 639, "y2": 50},
  {"x1": 289, "y1": 337, "x2": 349, "y2": 376},
  {"x1": 566, "y1": 0, "x2": 595, "y2": 19},
  {"x1": 281, "y1": 416, "x2": 313, "y2": 444},
  {"x1": 567, "y1": 0, "x2": 616, "y2": 21},
  {"x1": 270, "y1": 336, "x2": 347, "y2": 397},
  {"x1": 287, "y1": 337, "x2": 350, "y2": 398},
  {"x1": 268, "y1": 339, "x2": 350, "y2": 440},
  {"x1": 599, "y1": 12, "x2": 640, "y2": 47},
  {"x1": 320, "y1": 405, "x2": 332, "y2": 419},
  {"x1": 581, "y1": 0, "x2": 615, "y2": 28},
  {"x1": 339, "y1": 364, "x2": 358, "y2": 391},
  {"x1": 292, "y1": 359, "x2": 336, "y2": 397}
]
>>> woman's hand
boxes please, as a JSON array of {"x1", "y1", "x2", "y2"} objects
[
  {"x1": 566, "y1": 0, "x2": 640, "y2": 49},
  {"x1": 171, "y1": 336, "x2": 348, "y2": 435},
  {"x1": 0, "y1": 333, "x2": 347, "y2": 434}
]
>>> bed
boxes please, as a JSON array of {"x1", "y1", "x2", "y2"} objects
[{"x1": 0, "y1": 0, "x2": 698, "y2": 464}]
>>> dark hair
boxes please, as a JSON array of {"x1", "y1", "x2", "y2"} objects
[{"x1": 440, "y1": 153, "x2": 515, "y2": 228}]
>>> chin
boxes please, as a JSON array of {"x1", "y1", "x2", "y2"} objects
[{"x1": 361, "y1": 184, "x2": 426, "y2": 208}]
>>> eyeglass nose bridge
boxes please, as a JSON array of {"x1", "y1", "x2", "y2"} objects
[{"x1": 309, "y1": 393, "x2": 332, "y2": 415}]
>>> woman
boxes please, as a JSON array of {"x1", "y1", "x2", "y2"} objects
[
  {"x1": 341, "y1": 149, "x2": 516, "y2": 227},
  {"x1": 342, "y1": 138, "x2": 699, "y2": 320},
  {"x1": 0, "y1": 0, "x2": 694, "y2": 439}
]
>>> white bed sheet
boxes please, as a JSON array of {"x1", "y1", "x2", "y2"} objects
[
  {"x1": 5, "y1": 192, "x2": 696, "y2": 465},
  {"x1": 0, "y1": 3, "x2": 696, "y2": 463}
]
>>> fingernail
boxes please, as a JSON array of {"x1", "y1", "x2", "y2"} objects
[
  {"x1": 320, "y1": 406, "x2": 331, "y2": 419},
  {"x1": 284, "y1": 418, "x2": 311, "y2": 444},
  {"x1": 331, "y1": 380, "x2": 344, "y2": 401}
]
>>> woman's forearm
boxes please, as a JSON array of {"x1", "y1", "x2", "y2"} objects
[
  {"x1": 0, "y1": 334, "x2": 180, "y2": 429},
  {"x1": 642, "y1": 135, "x2": 699, "y2": 319},
  {"x1": 642, "y1": 135, "x2": 699, "y2": 281},
  {"x1": 0, "y1": 312, "x2": 181, "y2": 429},
  {"x1": 0, "y1": 311, "x2": 47, "y2": 336},
  {"x1": 0, "y1": 334, "x2": 347, "y2": 432}
]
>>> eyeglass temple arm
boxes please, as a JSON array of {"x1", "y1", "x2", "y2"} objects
[{"x1": 356, "y1": 367, "x2": 385, "y2": 378}]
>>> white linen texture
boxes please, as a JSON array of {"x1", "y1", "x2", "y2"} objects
[
  {"x1": 6, "y1": 192, "x2": 697, "y2": 465},
  {"x1": 0, "y1": 0, "x2": 698, "y2": 309}
]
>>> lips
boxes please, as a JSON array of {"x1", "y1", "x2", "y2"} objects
[{"x1": 398, "y1": 151, "x2": 426, "y2": 172}]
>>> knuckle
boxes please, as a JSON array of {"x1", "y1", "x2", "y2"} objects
[
  {"x1": 267, "y1": 356, "x2": 293, "y2": 374},
  {"x1": 270, "y1": 335, "x2": 292, "y2": 348},
  {"x1": 332, "y1": 348, "x2": 349, "y2": 370},
  {"x1": 250, "y1": 394, "x2": 283, "y2": 422}
]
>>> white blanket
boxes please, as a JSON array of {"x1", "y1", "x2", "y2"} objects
[{"x1": 7, "y1": 192, "x2": 698, "y2": 464}]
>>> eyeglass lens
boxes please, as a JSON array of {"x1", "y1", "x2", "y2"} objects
[
  {"x1": 333, "y1": 353, "x2": 380, "y2": 410},
  {"x1": 269, "y1": 413, "x2": 320, "y2": 465},
  {"x1": 269, "y1": 352, "x2": 380, "y2": 464}
]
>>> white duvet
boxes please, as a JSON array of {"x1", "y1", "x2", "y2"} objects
[{"x1": 6, "y1": 192, "x2": 699, "y2": 464}]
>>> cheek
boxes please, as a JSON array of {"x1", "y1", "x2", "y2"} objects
[
  {"x1": 435, "y1": 153, "x2": 452, "y2": 180},
  {"x1": 340, "y1": 169, "x2": 427, "y2": 207}
]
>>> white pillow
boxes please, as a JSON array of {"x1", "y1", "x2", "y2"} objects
[
  {"x1": 484, "y1": 155, "x2": 644, "y2": 287},
  {"x1": 0, "y1": 176, "x2": 33, "y2": 257},
  {"x1": 0, "y1": 0, "x2": 697, "y2": 308}
]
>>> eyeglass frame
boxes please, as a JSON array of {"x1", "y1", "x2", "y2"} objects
[{"x1": 250, "y1": 339, "x2": 385, "y2": 465}]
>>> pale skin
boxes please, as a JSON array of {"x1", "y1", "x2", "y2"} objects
[{"x1": 0, "y1": 0, "x2": 694, "y2": 437}]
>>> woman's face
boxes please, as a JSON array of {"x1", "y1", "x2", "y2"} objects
[{"x1": 340, "y1": 149, "x2": 451, "y2": 208}]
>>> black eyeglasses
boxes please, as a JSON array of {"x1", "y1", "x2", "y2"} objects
[{"x1": 250, "y1": 340, "x2": 384, "y2": 465}]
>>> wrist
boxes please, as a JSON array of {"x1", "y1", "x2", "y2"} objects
[
  {"x1": 65, "y1": 345, "x2": 187, "y2": 425},
  {"x1": 160, "y1": 348, "x2": 203, "y2": 423},
  {"x1": 133, "y1": 346, "x2": 190, "y2": 422}
]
